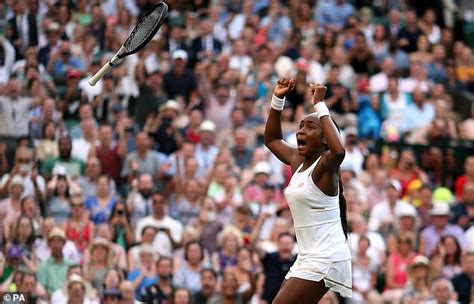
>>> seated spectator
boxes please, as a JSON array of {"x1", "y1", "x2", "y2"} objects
[
  {"x1": 35, "y1": 218, "x2": 81, "y2": 264},
  {"x1": 85, "y1": 174, "x2": 117, "y2": 225},
  {"x1": 211, "y1": 226, "x2": 242, "y2": 274},
  {"x1": 0, "y1": 175, "x2": 24, "y2": 226},
  {"x1": 368, "y1": 179, "x2": 411, "y2": 236},
  {"x1": 351, "y1": 235, "x2": 381, "y2": 304},
  {"x1": 425, "y1": 278, "x2": 459, "y2": 304},
  {"x1": 258, "y1": 233, "x2": 296, "y2": 303},
  {"x1": 108, "y1": 201, "x2": 134, "y2": 251},
  {"x1": 63, "y1": 195, "x2": 94, "y2": 255},
  {"x1": 83, "y1": 238, "x2": 114, "y2": 295},
  {"x1": 135, "y1": 192, "x2": 183, "y2": 257},
  {"x1": 120, "y1": 132, "x2": 168, "y2": 183},
  {"x1": 383, "y1": 231, "x2": 419, "y2": 303},
  {"x1": 46, "y1": 173, "x2": 73, "y2": 225},
  {"x1": 173, "y1": 241, "x2": 205, "y2": 294},
  {"x1": 41, "y1": 136, "x2": 85, "y2": 180},
  {"x1": 126, "y1": 173, "x2": 153, "y2": 227},
  {"x1": 76, "y1": 157, "x2": 117, "y2": 200},
  {"x1": 454, "y1": 156, "x2": 474, "y2": 199},
  {"x1": 170, "y1": 288, "x2": 194, "y2": 304},
  {"x1": 208, "y1": 268, "x2": 245, "y2": 304},
  {"x1": 450, "y1": 251, "x2": 474, "y2": 304},
  {"x1": 194, "y1": 268, "x2": 218, "y2": 304},
  {"x1": 450, "y1": 182, "x2": 474, "y2": 230},
  {"x1": 0, "y1": 147, "x2": 46, "y2": 199},
  {"x1": 226, "y1": 247, "x2": 256, "y2": 302},
  {"x1": 37, "y1": 227, "x2": 75, "y2": 295},
  {"x1": 431, "y1": 235, "x2": 463, "y2": 280},
  {"x1": 420, "y1": 203, "x2": 466, "y2": 257},
  {"x1": 126, "y1": 244, "x2": 158, "y2": 299},
  {"x1": 400, "y1": 256, "x2": 433, "y2": 303},
  {"x1": 139, "y1": 256, "x2": 174, "y2": 303}
]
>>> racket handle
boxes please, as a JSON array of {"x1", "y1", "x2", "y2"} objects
[{"x1": 88, "y1": 62, "x2": 113, "y2": 86}]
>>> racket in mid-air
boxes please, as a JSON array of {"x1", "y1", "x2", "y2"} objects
[{"x1": 88, "y1": 2, "x2": 168, "y2": 86}]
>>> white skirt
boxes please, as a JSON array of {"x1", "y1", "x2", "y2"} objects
[{"x1": 285, "y1": 258, "x2": 352, "y2": 298}]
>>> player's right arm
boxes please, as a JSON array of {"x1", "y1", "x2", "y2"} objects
[{"x1": 264, "y1": 78, "x2": 300, "y2": 167}]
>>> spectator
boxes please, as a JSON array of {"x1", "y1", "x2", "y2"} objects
[
  {"x1": 368, "y1": 179, "x2": 411, "y2": 235},
  {"x1": 454, "y1": 156, "x2": 474, "y2": 199},
  {"x1": 173, "y1": 241, "x2": 205, "y2": 294},
  {"x1": 41, "y1": 136, "x2": 85, "y2": 179},
  {"x1": 85, "y1": 174, "x2": 117, "y2": 225},
  {"x1": 194, "y1": 120, "x2": 218, "y2": 178},
  {"x1": 451, "y1": 251, "x2": 474, "y2": 304},
  {"x1": 397, "y1": 9, "x2": 423, "y2": 53},
  {"x1": 426, "y1": 278, "x2": 458, "y2": 304},
  {"x1": 420, "y1": 203, "x2": 466, "y2": 257},
  {"x1": 126, "y1": 173, "x2": 153, "y2": 227},
  {"x1": 120, "y1": 132, "x2": 168, "y2": 183},
  {"x1": 0, "y1": 78, "x2": 39, "y2": 139},
  {"x1": 369, "y1": 56, "x2": 396, "y2": 93},
  {"x1": 63, "y1": 195, "x2": 94, "y2": 254},
  {"x1": 83, "y1": 238, "x2": 114, "y2": 295},
  {"x1": 0, "y1": 175, "x2": 25, "y2": 225},
  {"x1": 194, "y1": 268, "x2": 218, "y2": 304},
  {"x1": 400, "y1": 256, "x2": 433, "y2": 303},
  {"x1": 259, "y1": 232, "x2": 296, "y2": 303},
  {"x1": 351, "y1": 235, "x2": 381, "y2": 303},
  {"x1": 316, "y1": 0, "x2": 355, "y2": 32},
  {"x1": 170, "y1": 288, "x2": 194, "y2": 304},
  {"x1": 383, "y1": 231, "x2": 419, "y2": 303},
  {"x1": 76, "y1": 157, "x2": 116, "y2": 200},
  {"x1": 431, "y1": 235, "x2": 463, "y2": 280},
  {"x1": 139, "y1": 256, "x2": 174, "y2": 303},
  {"x1": 127, "y1": 244, "x2": 158, "y2": 298},
  {"x1": 108, "y1": 201, "x2": 134, "y2": 250},
  {"x1": 450, "y1": 182, "x2": 474, "y2": 230},
  {"x1": 135, "y1": 192, "x2": 183, "y2": 257},
  {"x1": 163, "y1": 49, "x2": 198, "y2": 107},
  {"x1": 37, "y1": 227, "x2": 75, "y2": 295},
  {"x1": 35, "y1": 218, "x2": 81, "y2": 264}
]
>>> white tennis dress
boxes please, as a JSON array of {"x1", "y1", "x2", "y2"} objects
[{"x1": 284, "y1": 157, "x2": 352, "y2": 298}]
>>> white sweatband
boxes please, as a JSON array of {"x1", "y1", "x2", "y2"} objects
[
  {"x1": 313, "y1": 102, "x2": 330, "y2": 119},
  {"x1": 271, "y1": 95, "x2": 285, "y2": 111}
]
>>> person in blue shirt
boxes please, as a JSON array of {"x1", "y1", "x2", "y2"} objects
[
  {"x1": 127, "y1": 244, "x2": 159, "y2": 299},
  {"x1": 85, "y1": 174, "x2": 117, "y2": 224}
]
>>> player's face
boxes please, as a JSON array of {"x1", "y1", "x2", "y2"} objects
[{"x1": 296, "y1": 114, "x2": 324, "y2": 157}]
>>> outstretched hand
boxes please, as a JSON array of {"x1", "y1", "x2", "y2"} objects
[
  {"x1": 309, "y1": 84, "x2": 327, "y2": 105},
  {"x1": 273, "y1": 78, "x2": 295, "y2": 99}
]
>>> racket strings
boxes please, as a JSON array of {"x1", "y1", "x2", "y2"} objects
[{"x1": 124, "y1": 7, "x2": 165, "y2": 52}]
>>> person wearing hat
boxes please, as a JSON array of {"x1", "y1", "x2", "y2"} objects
[
  {"x1": 83, "y1": 237, "x2": 114, "y2": 295},
  {"x1": 386, "y1": 202, "x2": 420, "y2": 253},
  {"x1": 147, "y1": 99, "x2": 183, "y2": 156},
  {"x1": 37, "y1": 227, "x2": 75, "y2": 294},
  {"x1": 195, "y1": 120, "x2": 219, "y2": 177},
  {"x1": 163, "y1": 48, "x2": 199, "y2": 107},
  {"x1": 368, "y1": 179, "x2": 413, "y2": 236},
  {"x1": 400, "y1": 256, "x2": 433, "y2": 303},
  {"x1": 419, "y1": 202, "x2": 466, "y2": 257}
]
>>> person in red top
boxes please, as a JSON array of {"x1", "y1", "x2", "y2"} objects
[
  {"x1": 91, "y1": 123, "x2": 127, "y2": 185},
  {"x1": 390, "y1": 150, "x2": 428, "y2": 196},
  {"x1": 63, "y1": 195, "x2": 94, "y2": 253},
  {"x1": 454, "y1": 156, "x2": 474, "y2": 199},
  {"x1": 383, "y1": 231, "x2": 419, "y2": 303}
]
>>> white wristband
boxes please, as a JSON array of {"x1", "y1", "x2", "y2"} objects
[
  {"x1": 271, "y1": 95, "x2": 285, "y2": 111},
  {"x1": 313, "y1": 102, "x2": 330, "y2": 119}
]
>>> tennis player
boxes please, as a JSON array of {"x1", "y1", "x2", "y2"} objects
[{"x1": 264, "y1": 78, "x2": 352, "y2": 303}]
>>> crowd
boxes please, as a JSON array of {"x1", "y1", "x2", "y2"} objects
[{"x1": 0, "y1": 0, "x2": 473, "y2": 303}]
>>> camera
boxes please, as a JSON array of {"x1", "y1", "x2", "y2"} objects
[{"x1": 117, "y1": 209, "x2": 124, "y2": 216}]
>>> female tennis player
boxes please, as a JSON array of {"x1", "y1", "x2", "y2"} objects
[{"x1": 264, "y1": 78, "x2": 352, "y2": 303}]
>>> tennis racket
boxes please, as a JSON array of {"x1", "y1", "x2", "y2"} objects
[{"x1": 88, "y1": 2, "x2": 168, "y2": 86}]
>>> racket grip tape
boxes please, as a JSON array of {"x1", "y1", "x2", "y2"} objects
[{"x1": 88, "y1": 62, "x2": 113, "y2": 86}]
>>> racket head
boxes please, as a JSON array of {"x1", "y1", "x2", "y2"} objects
[{"x1": 117, "y1": 2, "x2": 168, "y2": 58}]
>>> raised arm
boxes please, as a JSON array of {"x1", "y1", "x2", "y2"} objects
[
  {"x1": 264, "y1": 78, "x2": 298, "y2": 166},
  {"x1": 310, "y1": 84, "x2": 345, "y2": 172}
]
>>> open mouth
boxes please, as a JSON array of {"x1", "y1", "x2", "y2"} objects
[{"x1": 297, "y1": 138, "x2": 307, "y2": 148}]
